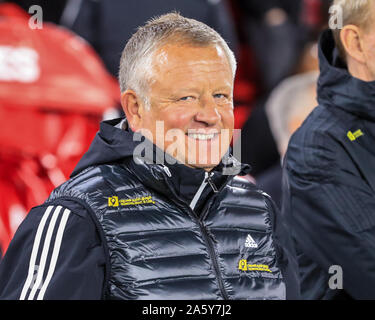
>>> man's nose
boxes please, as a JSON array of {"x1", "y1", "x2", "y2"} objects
[{"x1": 194, "y1": 97, "x2": 221, "y2": 126}]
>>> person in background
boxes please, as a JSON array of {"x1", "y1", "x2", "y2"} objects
[
  {"x1": 61, "y1": 0, "x2": 238, "y2": 77},
  {"x1": 257, "y1": 71, "x2": 319, "y2": 208},
  {"x1": 236, "y1": 0, "x2": 328, "y2": 176},
  {"x1": 236, "y1": 0, "x2": 303, "y2": 92},
  {"x1": 282, "y1": 0, "x2": 375, "y2": 299},
  {"x1": 59, "y1": 0, "x2": 239, "y2": 121}
]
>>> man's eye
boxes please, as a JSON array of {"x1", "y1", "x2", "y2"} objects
[
  {"x1": 179, "y1": 96, "x2": 194, "y2": 101},
  {"x1": 214, "y1": 94, "x2": 228, "y2": 99}
]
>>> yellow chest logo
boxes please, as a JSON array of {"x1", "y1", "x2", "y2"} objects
[
  {"x1": 108, "y1": 195, "x2": 155, "y2": 207},
  {"x1": 347, "y1": 129, "x2": 364, "y2": 141},
  {"x1": 238, "y1": 259, "x2": 272, "y2": 272}
]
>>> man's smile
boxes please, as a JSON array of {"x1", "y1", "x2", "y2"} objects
[{"x1": 186, "y1": 131, "x2": 219, "y2": 141}]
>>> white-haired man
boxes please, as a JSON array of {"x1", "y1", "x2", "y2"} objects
[
  {"x1": 282, "y1": 0, "x2": 375, "y2": 299},
  {"x1": 257, "y1": 71, "x2": 318, "y2": 208},
  {"x1": 0, "y1": 13, "x2": 299, "y2": 300}
]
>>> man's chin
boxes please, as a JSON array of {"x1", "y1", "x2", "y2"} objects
[{"x1": 184, "y1": 162, "x2": 218, "y2": 171}]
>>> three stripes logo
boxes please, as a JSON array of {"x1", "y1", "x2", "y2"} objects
[
  {"x1": 19, "y1": 205, "x2": 71, "y2": 300},
  {"x1": 244, "y1": 234, "x2": 258, "y2": 248}
]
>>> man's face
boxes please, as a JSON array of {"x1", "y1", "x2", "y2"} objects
[{"x1": 137, "y1": 43, "x2": 234, "y2": 170}]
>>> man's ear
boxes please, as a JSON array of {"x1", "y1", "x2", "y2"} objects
[
  {"x1": 121, "y1": 90, "x2": 142, "y2": 131},
  {"x1": 340, "y1": 25, "x2": 366, "y2": 64}
]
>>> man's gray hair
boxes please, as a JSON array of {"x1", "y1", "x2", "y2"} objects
[
  {"x1": 331, "y1": 0, "x2": 372, "y2": 60},
  {"x1": 118, "y1": 12, "x2": 237, "y2": 105}
]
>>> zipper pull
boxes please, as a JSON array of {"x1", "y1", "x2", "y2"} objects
[
  {"x1": 160, "y1": 165, "x2": 172, "y2": 177},
  {"x1": 164, "y1": 166, "x2": 172, "y2": 178},
  {"x1": 206, "y1": 172, "x2": 219, "y2": 193}
]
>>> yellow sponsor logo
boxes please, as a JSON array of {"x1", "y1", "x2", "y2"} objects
[
  {"x1": 238, "y1": 259, "x2": 272, "y2": 273},
  {"x1": 108, "y1": 195, "x2": 155, "y2": 207},
  {"x1": 347, "y1": 129, "x2": 364, "y2": 141},
  {"x1": 108, "y1": 196, "x2": 119, "y2": 207}
]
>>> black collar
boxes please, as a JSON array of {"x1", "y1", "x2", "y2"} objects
[
  {"x1": 122, "y1": 126, "x2": 250, "y2": 213},
  {"x1": 318, "y1": 29, "x2": 375, "y2": 122}
]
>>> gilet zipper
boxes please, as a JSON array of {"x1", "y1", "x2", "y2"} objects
[
  {"x1": 160, "y1": 167, "x2": 230, "y2": 300},
  {"x1": 189, "y1": 172, "x2": 209, "y2": 210}
]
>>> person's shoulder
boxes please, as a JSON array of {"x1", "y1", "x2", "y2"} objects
[
  {"x1": 286, "y1": 104, "x2": 344, "y2": 175},
  {"x1": 228, "y1": 175, "x2": 265, "y2": 195},
  {"x1": 291, "y1": 104, "x2": 342, "y2": 149},
  {"x1": 59, "y1": 165, "x2": 107, "y2": 192},
  {"x1": 25, "y1": 198, "x2": 95, "y2": 228},
  {"x1": 4, "y1": 198, "x2": 101, "y2": 266},
  {"x1": 227, "y1": 175, "x2": 274, "y2": 209},
  {"x1": 18, "y1": 198, "x2": 104, "y2": 261},
  {"x1": 49, "y1": 162, "x2": 136, "y2": 203},
  {"x1": 0, "y1": 199, "x2": 106, "y2": 300}
]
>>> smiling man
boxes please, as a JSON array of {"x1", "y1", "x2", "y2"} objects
[{"x1": 0, "y1": 13, "x2": 299, "y2": 300}]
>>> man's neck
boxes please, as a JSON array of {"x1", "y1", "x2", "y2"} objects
[{"x1": 347, "y1": 58, "x2": 375, "y2": 82}]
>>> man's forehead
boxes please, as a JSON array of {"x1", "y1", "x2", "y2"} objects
[{"x1": 152, "y1": 43, "x2": 229, "y2": 70}]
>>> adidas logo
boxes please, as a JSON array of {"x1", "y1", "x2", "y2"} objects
[{"x1": 245, "y1": 234, "x2": 258, "y2": 248}]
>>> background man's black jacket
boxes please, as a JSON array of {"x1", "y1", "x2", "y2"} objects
[{"x1": 282, "y1": 29, "x2": 375, "y2": 299}]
